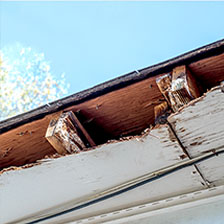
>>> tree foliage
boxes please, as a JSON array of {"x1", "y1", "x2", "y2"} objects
[{"x1": 0, "y1": 44, "x2": 69, "y2": 120}]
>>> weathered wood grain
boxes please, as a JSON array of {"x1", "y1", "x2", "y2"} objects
[
  {"x1": 45, "y1": 113, "x2": 85, "y2": 154},
  {"x1": 154, "y1": 101, "x2": 169, "y2": 124},
  {"x1": 45, "y1": 112, "x2": 95, "y2": 155},
  {"x1": 0, "y1": 39, "x2": 224, "y2": 135},
  {"x1": 68, "y1": 111, "x2": 96, "y2": 147},
  {"x1": 156, "y1": 66, "x2": 201, "y2": 113},
  {"x1": 0, "y1": 76, "x2": 164, "y2": 169},
  {"x1": 169, "y1": 65, "x2": 201, "y2": 112},
  {"x1": 156, "y1": 74, "x2": 172, "y2": 105},
  {"x1": 0, "y1": 113, "x2": 60, "y2": 170},
  {"x1": 65, "y1": 75, "x2": 164, "y2": 142},
  {"x1": 168, "y1": 87, "x2": 224, "y2": 185},
  {"x1": 0, "y1": 41, "x2": 224, "y2": 170},
  {"x1": 189, "y1": 53, "x2": 224, "y2": 89},
  {"x1": 196, "y1": 155, "x2": 224, "y2": 186},
  {"x1": 172, "y1": 65, "x2": 200, "y2": 99}
]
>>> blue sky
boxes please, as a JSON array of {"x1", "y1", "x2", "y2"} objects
[{"x1": 1, "y1": 1, "x2": 224, "y2": 96}]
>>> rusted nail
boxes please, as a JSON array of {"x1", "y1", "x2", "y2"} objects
[
  {"x1": 83, "y1": 118, "x2": 94, "y2": 124},
  {"x1": 0, "y1": 147, "x2": 13, "y2": 158},
  {"x1": 19, "y1": 132, "x2": 24, "y2": 136},
  {"x1": 17, "y1": 131, "x2": 27, "y2": 136}
]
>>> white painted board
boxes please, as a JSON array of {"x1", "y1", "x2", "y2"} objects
[
  {"x1": 0, "y1": 125, "x2": 205, "y2": 224},
  {"x1": 168, "y1": 87, "x2": 224, "y2": 157},
  {"x1": 168, "y1": 87, "x2": 224, "y2": 185}
]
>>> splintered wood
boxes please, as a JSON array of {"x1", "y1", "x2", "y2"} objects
[
  {"x1": 45, "y1": 111, "x2": 95, "y2": 155},
  {"x1": 172, "y1": 66, "x2": 200, "y2": 99},
  {"x1": 154, "y1": 101, "x2": 169, "y2": 124},
  {"x1": 156, "y1": 65, "x2": 201, "y2": 112}
]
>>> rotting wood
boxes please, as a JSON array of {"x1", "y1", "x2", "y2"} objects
[
  {"x1": 172, "y1": 65, "x2": 200, "y2": 99},
  {"x1": 0, "y1": 43, "x2": 224, "y2": 170},
  {"x1": 155, "y1": 74, "x2": 172, "y2": 105},
  {"x1": 156, "y1": 65, "x2": 201, "y2": 112},
  {"x1": 65, "y1": 75, "x2": 164, "y2": 143},
  {"x1": 46, "y1": 113, "x2": 84, "y2": 154},
  {"x1": 169, "y1": 65, "x2": 200, "y2": 111},
  {"x1": 0, "y1": 40, "x2": 224, "y2": 136},
  {"x1": 168, "y1": 86, "x2": 224, "y2": 185},
  {"x1": 0, "y1": 124, "x2": 207, "y2": 224},
  {"x1": 68, "y1": 111, "x2": 96, "y2": 147},
  {"x1": 46, "y1": 112, "x2": 95, "y2": 155},
  {"x1": 154, "y1": 101, "x2": 170, "y2": 125},
  {"x1": 0, "y1": 76, "x2": 163, "y2": 169}
]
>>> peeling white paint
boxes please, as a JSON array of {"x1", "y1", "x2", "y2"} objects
[
  {"x1": 1, "y1": 88, "x2": 224, "y2": 223},
  {"x1": 168, "y1": 87, "x2": 224, "y2": 185},
  {"x1": 0, "y1": 125, "x2": 205, "y2": 224}
]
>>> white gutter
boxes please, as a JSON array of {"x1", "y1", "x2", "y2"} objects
[{"x1": 73, "y1": 185, "x2": 224, "y2": 224}]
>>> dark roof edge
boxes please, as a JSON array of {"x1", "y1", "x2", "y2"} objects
[{"x1": 1, "y1": 38, "x2": 224, "y2": 134}]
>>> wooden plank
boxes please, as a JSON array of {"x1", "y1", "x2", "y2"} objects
[
  {"x1": 168, "y1": 66, "x2": 194, "y2": 112},
  {"x1": 196, "y1": 155, "x2": 224, "y2": 186},
  {"x1": 168, "y1": 87, "x2": 224, "y2": 156},
  {"x1": 1, "y1": 46, "x2": 224, "y2": 169},
  {"x1": 0, "y1": 40, "x2": 224, "y2": 136},
  {"x1": 156, "y1": 65, "x2": 201, "y2": 112},
  {"x1": 0, "y1": 125, "x2": 206, "y2": 224},
  {"x1": 0, "y1": 112, "x2": 60, "y2": 170},
  {"x1": 0, "y1": 75, "x2": 164, "y2": 169},
  {"x1": 156, "y1": 74, "x2": 172, "y2": 105},
  {"x1": 189, "y1": 53, "x2": 224, "y2": 89},
  {"x1": 172, "y1": 65, "x2": 200, "y2": 99},
  {"x1": 45, "y1": 112, "x2": 95, "y2": 155},
  {"x1": 168, "y1": 87, "x2": 224, "y2": 185},
  {"x1": 68, "y1": 111, "x2": 96, "y2": 147},
  {"x1": 65, "y1": 75, "x2": 164, "y2": 142},
  {"x1": 45, "y1": 113, "x2": 85, "y2": 154}
]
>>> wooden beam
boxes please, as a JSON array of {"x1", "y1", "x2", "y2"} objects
[
  {"x1": 156, "y1": 65, "x2": 201, "y2": 112},
  {"x1": 1, "y1": 40, "x2": 224, "y2": 135},
  {"x1": 1, "y1": 52, "x2": 224, "y2": 169},
  {"x1": 169, "y1": 65, "x2": 201, "y2": 112},
  {"x1": 189, "y1": 53, "x2": 224, "y2": 89},
  {"x1": 45, "y1": 112, "x2": 95, "y2": 155},
  {"x1": 0, "y1": 76, "x2": 163, "y2": 169},
  {"x1": 156, "y1": 74, "x2": 172, "y2": 106},
  {"x1": 172, "y1": 65, "x2": 200, "y2": 99},
  {"x1": 68, "y1": 111, "x2": 96, "y2": 147}
]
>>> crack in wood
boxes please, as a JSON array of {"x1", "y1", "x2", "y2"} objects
[{"x1": 167, "y1": 122, "x2": 210, "y2": 187}]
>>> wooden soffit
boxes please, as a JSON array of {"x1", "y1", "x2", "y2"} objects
[{"x1": 0, "y1": 39, "x2": 224, "y2": 169}]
